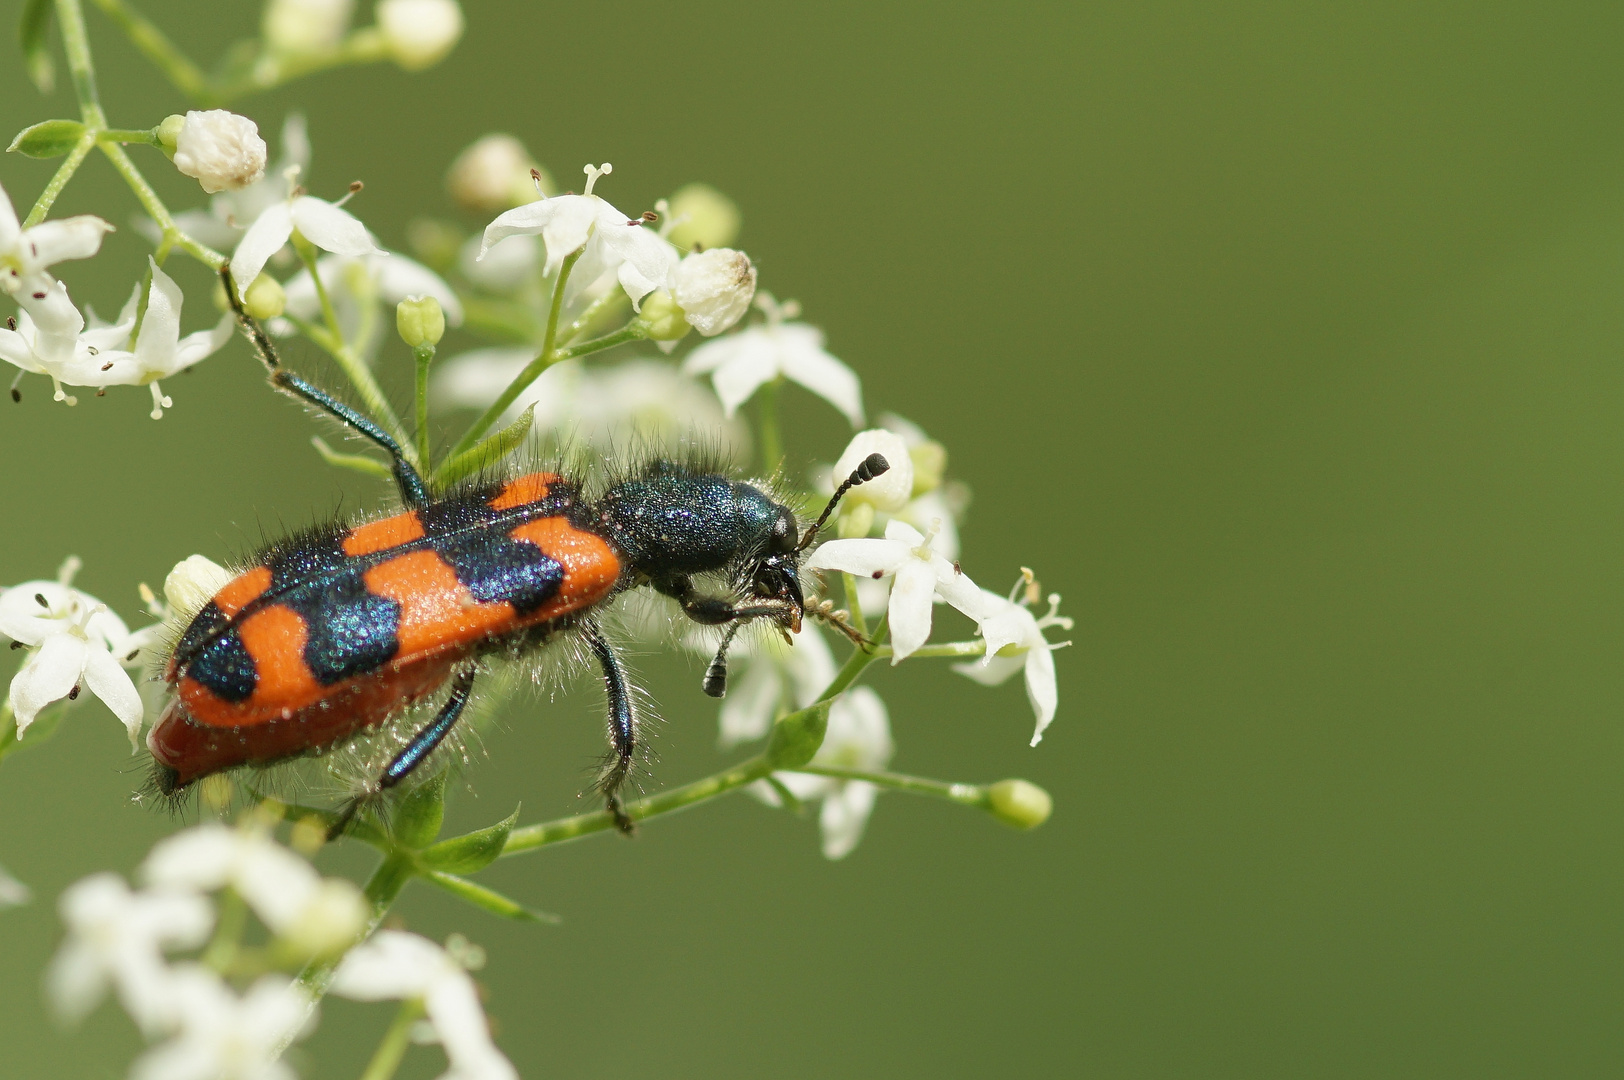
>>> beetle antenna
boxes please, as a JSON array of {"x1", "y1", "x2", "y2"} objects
[
  {"x1": 702, "y1": 623, "x2": 743, "y2": 698},
  {"x1": 798, "y1": 453, "x2": 890, "y2": 551}
]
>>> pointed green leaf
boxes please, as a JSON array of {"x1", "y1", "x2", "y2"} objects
[
  {"x1": 420, "y1": 869, "x2": 559, "y2": 923},
  {"x1": 312, "y1": 436, "x2": 393, "y2": 479},
  {"x1": 419, "y1": 805, "x2": 520, "y2": 874},
  {"x1": 8, "y1": 120, "x2": 85, "y2": 159},
  {"x1": 391, "y1": 771, "x2": 446, "y2": 849},
  {"x1": 19, "y1": 0, "x2": 53, "y2": 94},
  {"x1": 432, "y1": 404, "x2": 534, "y2": 488},
  {"x1": 765, "y1": 700, "x2": 831, "y2": 770}
]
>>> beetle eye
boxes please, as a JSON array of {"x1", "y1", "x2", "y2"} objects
[{"x1": 769, "y1": 509, "x2": 798, "y2": 553}]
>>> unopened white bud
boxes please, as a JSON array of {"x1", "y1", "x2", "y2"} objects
[
  {"x1": 281, "y1": 878, "x2": 368, "y2": 957},
  {"x1": 377, "y1": 0, "x2": 465, "y2": 70},
  {"x1": 832, "y1": 430, "x2": 914, "y2": 513},
  {"x1": 446, "y1": 134, "x2": 548, "y2": 213},
  {"x1": 172, "y1": 111, "x2": 267, "y2": 194},
  {"x1": 671, "y1": 248, "x2": 757, "y2": 336},
  {"x1": 666, "y1": 183, "x2": 741, "y2": 250},
  {"x1": 163, "y1": 555, "x2": 234, "y2": 617},
  {"x1": 263, "y1": 0, "x2": 354, "y2": 55}
]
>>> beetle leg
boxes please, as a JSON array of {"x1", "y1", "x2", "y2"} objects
[
  {"x1": 656, "y1": 576, "x2": 797, "y2": 628},
  {"x1": 328, "y1": 666, "x2": 477, "y2": 841},
  {"x1": 581, "y1": 623, "x2": 637, "y2": 836}
]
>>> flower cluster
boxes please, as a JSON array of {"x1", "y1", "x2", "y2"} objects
[{"x1": 48, "y1": 817, "x2": 515, "y2": 1080}]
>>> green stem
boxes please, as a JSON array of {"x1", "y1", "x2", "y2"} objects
[
  {"x1": 551, "y1": 323, "x2": 644, "y2": 363},
  {"x1": 23, "y1": 134, "x2": 95, "y2": 228},
  {"x1": 87, "y1": 0, "x2": 210, "y2": 102},
  {"x1": 96, "y1": 127, "x2": 158, "y2": 145},
  {"x1": 450, "y1": 251, "x2": 580, "y2": 458},
  {"x1": 212, "y1": 29, "x2": 391, "y2": 104},
  {"x1": 358, "y1": 998, "x2": 425, "y2": 1080},
  {"x1": 790, "y1": 764, "x2": 988, "y2": 806},
  {"x1": 758, "y1": 375, "x2": 784, "y2": 474},
  {"x1": 502, "y1": 754, "x2": 773, "y2": 856},
  {"x1": 296, "y1": 854, "x2": 412, "y2": 1001},
  {"x1": 200, "y1": 888, "x2": 248, "y2": 973},
  {"x1": 818, "y1": 614, "x2": 888, "y2": 703},
  {"x1": 842, "y1": 572, "x2": 869, "y2": 638},
  {"x1": 55, "y1": 0, "x2": 107, "y2": 127},
  {"x1": 100, "y1": 141, "x2": 225, "y2": 267},
  {"x1": 560, "y1": 287, "x2": 627, "y2": 344},
  {"x1": 413, "y1": 344, "x2": 434, "y2": 466}
]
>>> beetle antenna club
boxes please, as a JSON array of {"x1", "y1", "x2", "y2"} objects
[{"x1": 798, "y1": 453, "x2": 890, "y2": 551}]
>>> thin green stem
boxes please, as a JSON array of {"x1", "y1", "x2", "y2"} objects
[
  {"x1": 841, "y1": 573, "x2": 869, "y2": 638},
  {"x1": 502, "y1": 754, "x2": 773, "y2": 856},
  {"x1": 96, "y1": 127, "x2": 158, "y2": 145},
  {"x1": 23, "y1": 134, "x2": 95, "y2": 228},
  {"x1": 450, "y1": 251, "x2": 580, "y2": 458},
  {"x1": 358, "y1": 998, "x2": 425, "y2": 1080},
  {"x1": 88, "y1": 0, "x2": 210, "y2": 102},
  {"x1": 413, "y1": 344, "x2": 435, "y2": 466},
  {"x1": 99, "y1": 141, "x2": 225, "y2": 267},
  {"x1": 200, "y1": 888, "x2": 248, "y2": 973},
  {"x1": 551, "y1": 323, "x2": 644, "y2": 363},
  {"x1": 55, "y1": 0, "x2": 107, "y2": 127},
  {"x1": 790, "y1": 764, "x2": 988, "y2": 806},
  {"x1": 758, "y1": 375, "x2": 784, "y2": 474},
  {"x1": 212, "y1": 29, "x2": 390, "y2": 104},
  {"x1": 818, "y1": 614, "x2": 888, "y2": 703},
  {"x1": 560, "y1": 287, "x2": 627, "y2": 344}
]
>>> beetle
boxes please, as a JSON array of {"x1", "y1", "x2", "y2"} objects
[{"x1": 145, "y1": 271, "x2": 888, "y2": 835}]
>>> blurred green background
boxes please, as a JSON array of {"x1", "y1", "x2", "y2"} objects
[{"x1": 5, "y1": 0, "x2": 1624, "y2": 1076}]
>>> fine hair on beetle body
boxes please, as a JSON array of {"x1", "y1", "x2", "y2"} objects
[{"x1": 141, "y1": 272, "x2": 891, "y2": 839}]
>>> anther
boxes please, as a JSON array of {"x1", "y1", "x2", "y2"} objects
[
  {"x1": 31, "y1": 292, "x2": 44, "y2": 300},
  {"x1": 87, "y1": 345, "x2": 98, "y2": 355},
  {"x1": 68, "y1": 684, "x2": 80, "y2": 701},
  {"x1": 100, "y1": 360, "x2": 114, "y2": 371},
  {"x1": 8, "y1": 641, "x2": 21, "y2": 650},
  {"x1": 349, "y1": 180, "x2": 364, "y2": 193},
  {"x1": 6, "y1": 317, "x2": 15, "y2": 330},
  {"x1": 34, "y1": 593, "x2": 48, "y2": 608},
  {"x1": 530, "y1": 168, "x2": 546, "y2": 198}
]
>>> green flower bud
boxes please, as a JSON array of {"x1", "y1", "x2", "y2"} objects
[
  {"x1": 637, "y1": 289, "x2": 692, "y2": 342},
  {"x1": 279, "y1": 878, "x2": 367, "y2": 958},
  {"x1": 242, "y1": 273, "x2": 286, "y2": 320},
  {"x1": 406, "y1": 217, "x2": 465, "y2": 271},
  {"x1": 985, "y1": 779, "x2": 1052, "y2": 829},
  {"x1": 155, "y1": 114, "x2": 185, "y2": 157},
  {"x1": 666, "y1": 183, "x2": 741, "y2": 250},
  {"x1": 396, "y1": 295, "x2": 445, "y2": 348},
  {"x1": 838, "y1": 501, "x2": 875, "y2": 539},
  {"x1": 909, "y1": 440, "x2": 948, "y2": 496}
]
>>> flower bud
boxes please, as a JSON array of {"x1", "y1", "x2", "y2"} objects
[
  {"x1": 666, "y1": 183, "x2": 741, "y2": 250},
  {"x1": 637, "y1": 289, "x2": 692, "y2": 343},
  {"x1": 376, "y1": 0, "x2": 465, "y2": 71},
  {"x1": 446, "y1": 134, "x2": 549, "y2": 214},
  {"x1": 832, "y1": 430, "x2": 914, "y2": 513},
  {"x1": 671, "y1": 248, "x2": 756, "y2": 336},
  {"x1": 837, "y1": 501, "x2": 876, "y2": 539},
  {"x1": 243, "y1": 273, "x2": 286, "y2": 320},
  {"x1": 263, "y1": 0, "x2": 354, "y2": 55},
  {"x1": 909, "y1": 440, "x2": 947, "y2": 496},
  {"x1": 985, "y1": 779, "x2": 1052, "y2": 830},
  {"x1": 171, "y1": 110, "x2": 267, "y2": 194},
  {"x1": 396, "y1": 295, "x2": 445, "y2": 348},
  {"x1": 155, "y1": 114, "x2": 185, "y2": 154},
  {"x1": 163, "y1": 555, "x2": 233, "y2": 617},
  {"x1": 281, "y1": 878, "x2": 368, "y2": 958}
]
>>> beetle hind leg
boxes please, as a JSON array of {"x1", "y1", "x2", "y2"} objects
[{"x1": 582, "y1": 623, "x2": 638, "y2": 836}]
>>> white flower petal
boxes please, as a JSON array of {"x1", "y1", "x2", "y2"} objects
[
  {"x1": 231, "y1": 202, "x2": 294, "y2": 289},
  {"x1": 881, "y1": 518, "x2": 925, "y2": 546},
  {"x1": 24, "y1": 216, "x2": 114, "y2": 267},
  {"x1": 172, "y1": 314, "x2": 236, "y2": 371},
  {"x1": 1024, "y1": 645, "x2": 1058, "y2": 746},
  {"x1": 0, "y1": 183, "x2": 19, "y2": 252},
  {"x1": 0, "y1": 327, "x2": 40, "y2": 372},
  {"x1": 718, "y1": 659, "x2": 781, "y2": 748},
  {"x1": 11, "y1": 634, "x2": 87, "y2": 733},
  {"x1": 805, "y1": 537, "x2": 911, "y2": 579},
  {"x1": 596, "y1": 214, "x2": 677, "y2": 309},
  {"x1": 44, "y1": 940, "x2": 107, "y2": 1023},
  {"x1": 142, "y1": 824, "x2": 241, "y2": 893},
  {"x1": 80, "y1": 644, "x2": 144, "y2": 739},
  {"x1": 680, "y1": 330, "x2": 746, "y2": 375},
  {"x1": 135, "y1": 259, "x2": 183, "y2": 373},
  {"x1": 0, "y1": 581, "x2": 64, "y2": 644},
  {"x1": 79, "y1": 282, "x2": 141, "y2": 352},
  {"x1": 372, "y1": 253, "x2": 464, "y2": 324},
  {"x1": 478, "y1": 200, "x2": 553, "y2": 258},
  {"x1": 330, "y1": 930, "x2": 442, "y2": 999},
  {"x1": 708, "y1": 348, "x2": 778, "y2": 418},
  {"x1": 291, "y1": 195, "x2": 381, "y2": 257},
  {"x1": 952, "y1": 652, "x2": 1024, "y2": 686},
  {"x1": 832, "y1": 430, "x2": 913, "y2": 512},
  {"x1": 425, "y1": 976, "x2": 515, "y2": 1080},
  {"x1": 777, "y1": 325, "x2": 863, "y2": 425},
  {"x1": 819, "y1": 781, "x2": 878, "y2": 859},
  {"x1": 886, "y1": 558, "x2": 939, "y2": 662}
]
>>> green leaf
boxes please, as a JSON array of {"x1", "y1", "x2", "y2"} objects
[
  {"x1": 432, "y1": 404, "x2": 534, "y2": 488},
  {"x1": 19, "y1": 0, "x2": 53, "y2": 94},
  {"x1": 0, "y1": 697, "x2": 73, "y2": 767},
  {"x1": 419, "y1": 805, "x2": 520, "y2": 874},
  {"x1": 391, "y1": 771, "x2": 446, "y2": 849},
  {"x1": 311, "y1": 436, "x2": 393, "y2": 479},
  {"x1": 8, "y1": 120, "x2": 85, "y2": 159},
  {"x1": 764, "y1": 700, "x2": 831, "y2": 770},
  {"x1": 420, "y1": 869, "x2": 559, "y2": 923}
]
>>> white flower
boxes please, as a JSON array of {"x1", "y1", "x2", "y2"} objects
[
  {"x1": 682, "y1": 294, "x2": 863, "y2": 425},
  {"x1": 46, "y1": 872, "x2": 213, "y2": 1032},
  {"x1": 132, "y1": 967, "x2": 314, "y2": 1080},
  {"x1": 831, "y1": 429, "x2": 914, "y2": 512},
  {"x1": 431, "y1": 353, "x2": 747, "y2": 455},
  {"x1": 263, "y1": 0, "x2": 353, "y2": 54},
  {"x1": 56, "y1": 259, "x2": 233, "y2": 417},
  {"x1": 332, "y1": 930, "x2": 518, "y2": 1080},
  {"x1": 163, "y1": 554, "x2": 235, "y2": 621},
  {"x1": 756, "y1": 687, "x2": 894, "y2": 859},
  {"x1": 0, "y1": 557, "x2": 148, "y2": 740},
  {"x1": 953, "y1": 585, "x2": 1072, "y2": 746},
  {"x1": 805, "y1": 519, "x2": 983, "y2": 663},
  {"x1": 143, "y1": 823, "x2": 366, "y2": 948},
  {"x1": 377, "y1": 0, "x2": 465, "y2": 70},
  {"x1": 447, "y1": 134, "x2": 544, "y2": 214},
  {"x1": 0, "y1": 277, "x2": 137, "y2": 404},
  {"x1": 671, "y1": 247, "x2": 757, "y2": 335},
  {"x1": 280, "y1": 250, "x2": 462, "y2": 355},
  {"x1": 230, "y1": 172, "x2": 383, "y2": 292},
  {"x1": 458, "y1": 230, "x2": 536, "y2": 292},
  {"x1": 170, "y1": 115, "x2": 310, "y2": 252},
  {"x1": 172, "y1": 111, "x2": 268, "y2": 194},
  {"x1": 0, "y1": 181, "x2": 113, "y2": 299},
  {"x1": 709, "y1": 622, "x2": 836, "y2": 748},
  {"x1": 479, "y1": 162, "x2": 676, "y2": 310},
  {"x1": 0, "y1": 862, "x2": 29, "y2": 909}
]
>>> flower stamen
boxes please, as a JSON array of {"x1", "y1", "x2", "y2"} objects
[{"x1": 582, "y1": 162, "x2": 613, "y2": 197}]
